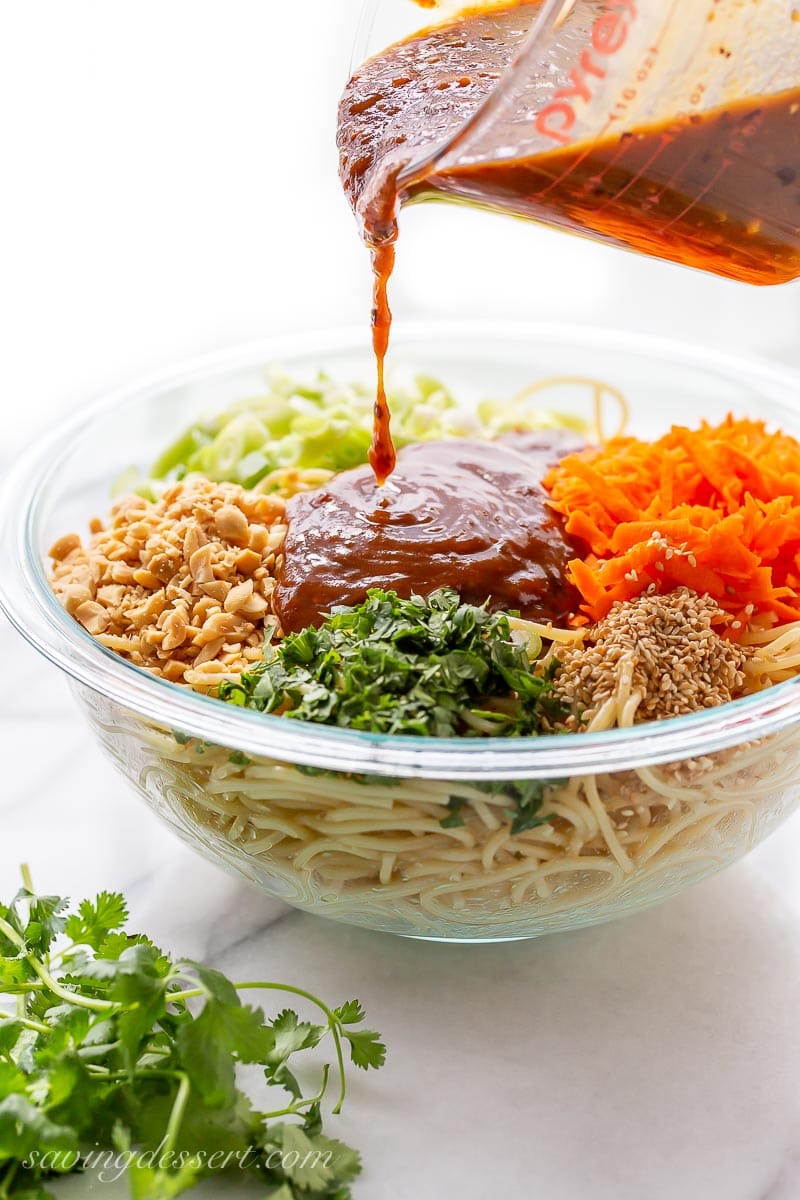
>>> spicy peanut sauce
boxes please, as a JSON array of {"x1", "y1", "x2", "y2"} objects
[
  {"x1": 277, "y1": 2, "x2": 800, "y2": 629},
  {"x1": 273, "y1": 433, "x2": 583, "y2": 632}
]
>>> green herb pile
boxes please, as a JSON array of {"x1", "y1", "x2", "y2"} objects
[
  {"x1": 0, "y1": 872, "x2": 385, "y2": 1199},
  {"x1": 220, "y1": 588, "x2": 561, "y2": 738}
]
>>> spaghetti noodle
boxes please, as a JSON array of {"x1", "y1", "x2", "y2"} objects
[{"x1": 137, "y1": 618, "x2": 800, "y2": 935}]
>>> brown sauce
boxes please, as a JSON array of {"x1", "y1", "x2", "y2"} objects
[
  {"x1": 431, "y1": 94, "x2": 800, "y2": 284},
  {"x1": 337, "y1": 2, "x2": 800, "y2": 478},
  {"x1": 370, "y1": 241, "x2": 397, "y2": 484},
  {"x1": 273, "y1": 433, "x2": 583, "y2": 633}
]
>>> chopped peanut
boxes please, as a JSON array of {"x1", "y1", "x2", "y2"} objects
[
  {"x1": 214, "y1": 504, "x2": 250, "y2": 547},
  {"x1": 49, "y1": 533, "x2": 82, "y2": 562},
  {"x1": 50, "y1": 478, "x2": 288, "y2": 692},
  {"x1": 74, "y1": 600, "x2": 110, "y2": 635},
  {"x1": 235, "y1": 548, "x2": 262, "y2": 575}
]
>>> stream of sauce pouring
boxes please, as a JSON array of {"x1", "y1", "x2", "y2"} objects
[
  {"x1": 369, "y1": 242, "x2": 397, "y2": 483},
  {"x1": 338, "y1": 2, "x2": 800, "y2": 482},
  {"x1": 343, "y1": 2, "x2": 536, "y2": 485}
]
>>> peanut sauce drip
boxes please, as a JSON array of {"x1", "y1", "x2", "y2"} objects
[
  {"x1": 338, "y1": 3, "x2": 800, "y2": 480},
  {"x1": 273, "y1": 432, "x2": 584, "y2": 634},
  {"x1": 370, "y1": 242, "x2": 396, "y2": 484},
  {"x1": 339, "y1": 4, "x2": 537, "y2": 484}
]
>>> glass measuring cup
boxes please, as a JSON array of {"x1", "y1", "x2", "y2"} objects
[{"x1": 347, "y1": 0, "x2": 800, "y2": 285}]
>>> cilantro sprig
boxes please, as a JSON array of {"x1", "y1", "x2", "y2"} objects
[
  {"x1": 0, "y1": 869, "x2": 384, "y2": 1199},
  {"x1": 220, "y1": 588, "x2": 561, "y2": 738}
]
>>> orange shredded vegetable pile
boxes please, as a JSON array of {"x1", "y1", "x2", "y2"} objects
[{"x1": 543, "y1": 416, "x2": 800, "y2": 637}]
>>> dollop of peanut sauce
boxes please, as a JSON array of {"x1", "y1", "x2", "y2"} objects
[{"x1": 273, "y1": 432, "x2": 583, "y2": 633}]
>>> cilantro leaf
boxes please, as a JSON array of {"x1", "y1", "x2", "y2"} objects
[
  {"x1": 275, "y1": 1124, "x2": 339, "y2": 1191},
  {"x1": 0, "y1": 956, "x2": 35, "y2": 988},
  {"x1": 476, "y1": 778, "x2": 566, "y2": 836},
  {"x1": 64, "y1": 891, "x2": 129, "y2": 950},
  {"x1": 219, "y1": 588, "x2": 561, "y2": 740},
  {"x1": 343, "y1": 1029, "x2": 386, "y2": 1071},
  {"x1": 441, "y1": 797, "x2": 468, "y2": 829},
  {"x1": 269, "y1": 1010, "x2": 326, "y2": 1063},
  {"x1": 0, "y1": 1094, "x2": 78, "y2": 1158},
  {"x1": 126, "y1": 1155, "x2": 205, "y2": 1200},
  {"x1": 333, "y1": 1001, "x2": 365, "y2": 1026},
  {"x1": 0, "y1": 874, "x2": 385, "y2": 1200},
  {"x1": 23, "y1": 895, "x2": 69, "y2": 957},
  {"x1": 0, "y1": 1019, "x2": 25, "y2": 1056},
  {"x1": 175, "y1": 1004, "x2": 238, "y2": 1110},
  {"x1": 175, "y1": 960, "x2": 240, "y2": 1005}
]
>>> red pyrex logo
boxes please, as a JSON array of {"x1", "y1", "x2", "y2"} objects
[{"x1": 534, "y1": 0, "x2": 638, "y2": 146}]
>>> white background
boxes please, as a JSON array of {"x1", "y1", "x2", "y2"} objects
[{"x1": 1, "y1": 0, "x2": 799, "y2": 464}]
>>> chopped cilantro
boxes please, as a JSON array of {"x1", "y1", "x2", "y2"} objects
[
  {"x1": 228, "y1": 751, "x2": 252, "y2": 767},
  {"x1": 219, "y1": 588, "x2": 562, "y2": 739},
  {"x1": 441, "y1": 797, "x2": 469, "y2": 829}
]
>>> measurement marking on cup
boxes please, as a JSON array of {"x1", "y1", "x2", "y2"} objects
[
  {"x1": 534, "y1": 0, "x2": 640, "y2": 147},
  {"x1": 607, "y1": 46, "x2": 660, "y2": 123}
]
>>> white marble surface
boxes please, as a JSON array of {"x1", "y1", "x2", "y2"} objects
[{"x1": 4, "y1": 608, "x2": 800, "y2": 1200}]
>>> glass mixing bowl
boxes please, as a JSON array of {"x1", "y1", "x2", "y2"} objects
[{"x1": 3, "y1": 322, "x2": 800, "y2": 942}]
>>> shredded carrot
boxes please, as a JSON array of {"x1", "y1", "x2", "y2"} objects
[{"x1": 543, "y1": 416, "x2": 800, "y2": 637}]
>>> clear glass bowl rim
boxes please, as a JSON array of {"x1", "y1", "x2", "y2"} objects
[{"x1": 4, "y1": 318, "x2": 800, "y2": 781}]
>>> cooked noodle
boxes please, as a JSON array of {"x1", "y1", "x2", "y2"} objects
[
  {"x1": 509, "y1": 376, "x2": 629, "y2": 442},
  {"x1": 136, "y1": 620, "x2": 800, "y2": 935}
]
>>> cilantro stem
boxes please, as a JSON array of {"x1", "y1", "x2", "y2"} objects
[
  {"x1": 0, "y1": 910, "x2": 113, "y2": 1014},
  {"x1": 170, "y1": 981, "x2": 349, "y2": 1114},
  {"x1": 0, "y1": 1161, "x2": 18, "y2": 1199},
  {"x1": 0, "y1": 1010, "x2": 49, "y2": 1037},
  {"x1": 3, "y1": 930, "x2": 114, "y2": 1016},
  {"x1": 84, "y1": 1066, "x2": 178, "y2": 1082},
  {"x1": 237, "y1": 983, "x2": 349, "y2": 1115},
  {"x1": 82, "y1": 1066, "x2": 193, "y2": 1167},
  {"x1": 262, "y1": 1063, "x2": 331, "y2": 1121},
  {"x1": 161, "y1": 1071, "x2": 192, "y2": 1161},
  {"x1": 18, "y1": 864, "x2": 79, "y2": 972}
]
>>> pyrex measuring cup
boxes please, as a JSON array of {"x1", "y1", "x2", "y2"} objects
[{"x1": 350, "y1": 0, "x2": 800, "y2": 284}]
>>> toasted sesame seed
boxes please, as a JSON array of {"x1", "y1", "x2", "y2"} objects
[{"x1": 554, "y1": 587, "x2": 750, "y2": 726}]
